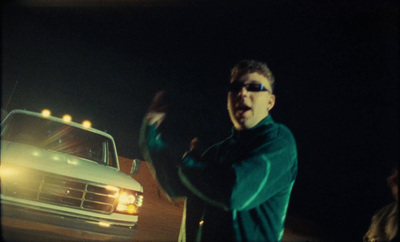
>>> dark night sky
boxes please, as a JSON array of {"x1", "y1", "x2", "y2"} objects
[{"x1": 1, "y1": 0, "x2": 399, "y2": 240}]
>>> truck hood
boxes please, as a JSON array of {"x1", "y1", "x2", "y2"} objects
[{"x1": 1, "y1": 141, "x2": 142, "y2": 192}]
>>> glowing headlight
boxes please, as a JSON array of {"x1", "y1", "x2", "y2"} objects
[
  {"x1": 115, "y1": 190, "x2": 143, "y2": 215},
  {"x1": 119, "y1": 192, "x2": 136, "y2": 204}
]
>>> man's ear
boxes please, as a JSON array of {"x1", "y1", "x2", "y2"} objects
[{"x1": 267, "y1": 94, "x2": 276, "y2": 111}]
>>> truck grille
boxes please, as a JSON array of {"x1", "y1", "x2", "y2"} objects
[{"x1": 1, "y1": 166, "x2": 119, "y2": 213}]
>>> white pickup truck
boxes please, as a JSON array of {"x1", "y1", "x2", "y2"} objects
[{"x1": 1, "y1": 109, "x2": 143, "y2": 241}]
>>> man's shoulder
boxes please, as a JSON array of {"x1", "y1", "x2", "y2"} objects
[
  {"x1": 261, "y1": 120, "x2": 294, "y2": 139},
  {"x1": 276, "y1": 123, "x2": 295, "y2": 138},
  {"x1": 255, "y1": 122, "x2": 297, "y2": 153},
  {"x1": 260, "y1": 115, "x2": 293, "y2": 134}
]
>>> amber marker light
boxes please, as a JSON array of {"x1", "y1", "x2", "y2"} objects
[
  {"x1": 62, "y1": 114, "x2": 72, "y2": 122},
  {"x1": 82, "y1": 120, "x2": 92, "y2": 129},
  {"x1": 127, "y1": 205, "x2": 138, "y2": 214},
  {"x1": 41, "y1": 109, "x2": 51, "y2": 117}
]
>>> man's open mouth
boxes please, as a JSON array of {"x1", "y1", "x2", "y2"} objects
[{"x1": 236, "y1": 105, "x2": 251, "y2": 114}]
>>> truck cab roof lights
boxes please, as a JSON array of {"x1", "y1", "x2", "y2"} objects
[
  {"x1": 62, "y1": 114, "x2": 72, "y2": 123},
  {"x1": 40, "y1": 109, "x2": 92, "y2": 128},
  {"x1": 82, "y1": 120, "x2": 92, "y2": 129},
  {"x1": 41, "y1": 109, "x2": 51, "y2": 117}
]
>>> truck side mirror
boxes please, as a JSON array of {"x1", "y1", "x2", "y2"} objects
[{"x1": 130, "y1": 159, "x2": 141, "y2": 175}]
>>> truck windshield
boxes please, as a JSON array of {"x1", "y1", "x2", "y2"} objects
[{"x1": 1, "y1": 113, "x2": 117, "y2": 168}]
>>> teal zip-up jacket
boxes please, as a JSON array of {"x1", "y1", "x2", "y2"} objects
[{"x1": 139, "y1": 115, "x2": 297, "y2": 242}]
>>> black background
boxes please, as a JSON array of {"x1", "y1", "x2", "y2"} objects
[{"x1": 1, "y1": 0, "x2": 398, "y2": 240}]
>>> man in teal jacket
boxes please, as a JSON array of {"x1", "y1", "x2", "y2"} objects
[{"x1": 140, "y1": 60, "x2": 298, "y2": 241}]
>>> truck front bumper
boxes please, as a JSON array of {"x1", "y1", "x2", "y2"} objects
[{"x1": 1, "y1": 203, "x2": 138, "y2": 241}]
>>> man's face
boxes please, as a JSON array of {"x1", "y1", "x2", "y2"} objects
[{"x1": 227, "y1": 72, "x2": 275, "y2": 130}]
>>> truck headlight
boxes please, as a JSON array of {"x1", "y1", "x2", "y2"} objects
[{"x1": 115, "y1": 190, "x2": 143, "y2": 215}]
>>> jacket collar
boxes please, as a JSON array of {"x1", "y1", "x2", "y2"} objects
[{"x1": 231, "y1": 115, "x2": 274, "y2": 140}]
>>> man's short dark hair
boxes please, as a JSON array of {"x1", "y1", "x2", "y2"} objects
[{"x1": 230, "y1": 60, "x2": 275, "y2": 93}]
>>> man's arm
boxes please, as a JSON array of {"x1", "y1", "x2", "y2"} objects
[
  {"x1": 139, "y1": 120, "x2": 188, "y2": 200},
  {"x1": 139, "y1": 92, "x2": 188, "y2": 200}
]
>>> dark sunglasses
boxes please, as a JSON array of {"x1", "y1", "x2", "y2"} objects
[{"x1": 227, "y1": 82, "x2": 270, "y2": 93}]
